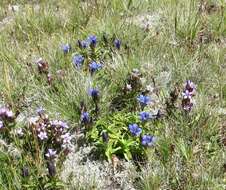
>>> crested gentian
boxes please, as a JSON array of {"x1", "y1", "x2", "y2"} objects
[
  {"x1": 61, "y1": 44, "x2": 71, "y2": 53},
  {"x1": 137, "y1": 95, "x2": 151, "y2": 107},
  {"x1": 45, "y1": 148, "x2": 57, "y2": 158},
  {"x1": 81, "y1": 112, "x2": 90, "y2": 123},
  {"x1": 78, "y1": 40, "x2": 88, "y2": 49},
  {"x1": 89, "y1": 88, "x2": 99, "y2": 100},
  {"x1": 141, "y1": 135, "x2": 156, "y2": 146},
  {"x1": 139, "y1": 111, "x2": 152, "y2": 122},
  {"x1": 89, "y1": 61, "x2": 102, "y2": 73},
  {"x1": 72, "y1": 54, "x2": 84, "y2": 68},
  {"x1": 87, "y1": 35, "x2": 97, "y2": 47},
  {"x1": 128, "y1": 124, "x2": 142, "y2": 136},
  {"x1": 38, "y1": 131, "x2": 48, "y2": 140},
  {"x1": 114, "y1": 39, "x2": 121, "y2": 49}
]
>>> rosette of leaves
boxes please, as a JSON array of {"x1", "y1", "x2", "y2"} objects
[{"x1": 87, "y1": 112, "x2": 157, "y2": 161}]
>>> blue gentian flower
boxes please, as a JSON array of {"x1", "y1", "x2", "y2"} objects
[
  {"x1": 137, "y1": 95, "x2": 151, "y2": 107},
  {"x1": 128, "y1": 124, "x2": 142, "y2": 136},
  {"x1": 141, "y1": 135, "x2": 156, "y2": 146},
  {"x1": 72, "y1": 54, "x2": 84, "y2": 68},
  {"x1": 81, "y1": 112, "x2": 90, "y2": 123},
  {"x1": 78, "y1": 40, "x2": 88, "y2": 49},
  {"x1": 87, "y1": 35, "x2": 97, "y2": 47},
  {"x1": 89, "y1": 61, "x2": 102, "y2": 73},
  {"x1": 139, "y1": 111, "x2": 152, "y2": 122},
  {"x1": 61, "y1": 44, "x2": 71, "y2": 53},
  {"x1": 89, "y1": 88, "x2": 99, "y2": 99},
  {"x1": 114, "y1": 39, "x2": 121, "y2": 49}
]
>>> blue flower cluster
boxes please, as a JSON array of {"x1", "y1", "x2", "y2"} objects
[
  {"x1": 89, "y1": 61, "x2": 102, "y2": 73},
  {"x1": 128, "y1": 124, "x2": 142, "y2": 136},
  {"x1": 73, "y1": 54, "x2": 84, "y2": 68},
  {"x1": 128, "y1": 123, "x2": 156, "y2": 147},
  {"x1": 137, "y1": 94, "x2": 151, "y2": 108},
  {"x1": 61, "y1": 44, "x2": 71, "y2": 53}
]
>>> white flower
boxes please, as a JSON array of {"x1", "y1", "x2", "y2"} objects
[
  {"x1": 38, "y1": 131, "x2": 48, "y2": 140},
  {"x1": 0, "y1": 120, "x2": 3, "y2": 128},
  {"x1": 126, "y1": 84, "x2": 132, "y2": 91},
  {"x1": 45, "y1": 149, "x2": 57, "y2": 158},
  {"x1": 15, "y1": 128, "x2": 23, "y2": 136}
]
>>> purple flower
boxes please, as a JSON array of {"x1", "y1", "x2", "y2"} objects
[
  {"x1": 114, "y1": 39, "x2": 121, "y2": 49},
  {"x1": 0, "y1": 107, "x2": 7, "y2": 117},
  {"x1": 45, "y1": 149, "x2": 57, "y2": 158},
  {"x1": 182, "y1": 80, "x2": 196, "y2": 111},
  {"x1": 0, "y1": 120, "x2": 3, "y2": 129},
  {"x1": 61, "y1": 133, "x2": 72, "y2": 144},
  {"x1": 182, "y1": 90, "x2": 192, "y2": 100},
  {"x1": 72, "y1": 54, "x2": 84, "y2": 68},
  {"x1": 89, "y1": 88, "x2": 99, "y2": 99},
  {"x1": 5, "y1": 110, "x2": 14, "y2": 118},
  {"x1": 81, "y1": 112, "x2": 90, "y2": 123},
  {"x1": 184, "y1": 80, "x2": 196, "y2": 95},
  {"x1": 87, "y1": 35, "x2": 97, "y2": 47},
  {"x1": 38, "y1": 131, "x2": 48, "y2": 140},
  {"x1": 139, "y1": 111, "x2": 152, "y2": 122},
  {"x1": 61, "y1": 44, "x2": 71, "y2": 53},
  {"x1": 128, "y1": 124, "x2": 142, "y2": 136},
  {"x1": 141, "y1": 135, "x2": 156, "y2": 146},
  {"x1": 50, "y1": 120, "x2": 69, "y2": 129},
  {"x1": 58, "y1": 121, "x2": 69, "y2": 129},
  {"x1": 78, "y1": 40, "x2": 88, "y2": 49},
  {"x1": 89, "y1": 62, "x2": 102, "y2": 73},
  {"x1": 137, "y1": 95, "x2": 151, "y2": 107}
]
